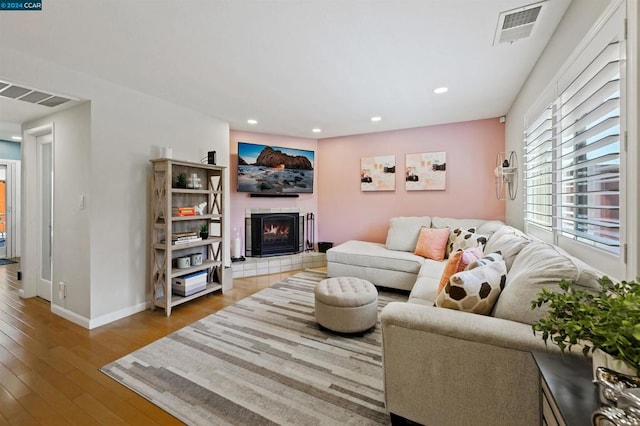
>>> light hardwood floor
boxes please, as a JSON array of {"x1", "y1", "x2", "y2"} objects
[{"x1": 0, "y1": 261, "x2": 304, "y2": 425}]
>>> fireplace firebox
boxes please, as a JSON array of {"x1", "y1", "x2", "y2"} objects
[{"x1": 245, "y1": 212, "x2": 304, "y2": 257}]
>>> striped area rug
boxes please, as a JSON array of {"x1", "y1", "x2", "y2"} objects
[{"x1": 101, "y1": 270, "x2": 408, "y2": 425}]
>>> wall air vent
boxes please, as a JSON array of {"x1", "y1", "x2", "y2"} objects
[
  {"x1": 493, "y1": 1, "x2": 546, "y2": 46},
  {"x1": 0, "y1": 80, "x2": 73, "y2": 107}
]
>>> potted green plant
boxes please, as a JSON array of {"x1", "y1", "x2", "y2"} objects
[
  {"x1": 531, "y1": 276, "x2": 640, "y2": 376},
  {"x1": 199, "y1": 223, "x2": 208, "y2": 240},
  {"x1": 176, "y1": 173, "x2": 187, "y2": 188}
]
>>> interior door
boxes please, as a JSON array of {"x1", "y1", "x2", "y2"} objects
[{"x1": 37, "y1": 133, "x2": 52, "y2": 301}]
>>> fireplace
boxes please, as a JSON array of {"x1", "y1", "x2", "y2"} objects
[{"x1": 245, "y1": 211, "x2": 304, "y2": 257}]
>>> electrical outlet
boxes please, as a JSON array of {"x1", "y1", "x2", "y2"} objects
[{"x1": 59, "y1": 281, "x2": 67, "y2": 299}]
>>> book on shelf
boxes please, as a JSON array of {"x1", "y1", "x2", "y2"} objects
[
  {"x1": 172, "y1": 231, "x2": 198, "y2": 240},
  {"x1": 173, "y1": 237, "x2": 202, "y2": 245},
  {"x1": 172, "y1": 207, "x2": 196, "y2": 217}
]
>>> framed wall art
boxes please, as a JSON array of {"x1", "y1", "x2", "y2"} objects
[
  {"x1": 361, "y1": 155, "x2": 396, "y2": 191},
  {"x1": 405, "y1": 151, "x2": 446, "y2": 190}
]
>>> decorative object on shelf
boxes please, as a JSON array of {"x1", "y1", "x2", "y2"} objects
[
  {"x1": 190, "y1": 253, "x2": 203, "y2": 266},
  {"x1": 194, "y1": 202, "x2": 207, "y2": 215},
  {"x1": 405, "y1": 152, "x2": 447, "y2": 191},
  {"x1": 361, "y1": 155, "x2": 396, "y2": 191},
  {"x1": 531, "y1": 276, "x2": 640, "y2": 377},
  {"x1": 161, "y1": 146, "x2": 173, "y2": 159},
  {"x1": 199, "y1": 223, "x2": 209, "y2": 240},
  {"x1": 208, "y1": 150, "x2": 216, "y2": 165},
  {"x1": 231, "y1": 227, "x2": 244, "y2": 261},
  {"x1": 177, "y1": 256, "x2": 191, "y2": 269},
  {"x1": 176, "y1": 173, "x2": 187, "y2": 188},
  {"x1": 495, "y1": 151, "x2": 517, "y2": 200},
  {"x1": 187, "y1": 172, "x2": 202, "y2": 189}
]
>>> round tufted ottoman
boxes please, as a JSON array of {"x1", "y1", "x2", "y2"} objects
[{"x1": 314, "y1": 277, "x2": 378, "y2": 333}]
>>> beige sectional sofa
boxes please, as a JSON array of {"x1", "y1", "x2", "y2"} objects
[
  {"x1": 327, "y1": 217, "x2": 602, "y2": 426},
  {"x1": 326, "y1": 216, "x2": 504, "y2": 291}
]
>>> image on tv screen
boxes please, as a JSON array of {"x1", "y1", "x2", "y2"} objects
[{"x1": 237, "y1": 142, "x2": 314, "y2": 194}]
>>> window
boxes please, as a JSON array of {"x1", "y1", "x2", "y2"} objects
[{"x1": 523, "y1": 2, "x2": 626, "y2": 278}]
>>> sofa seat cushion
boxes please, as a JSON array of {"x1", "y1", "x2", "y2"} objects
[
  {"x1": 492, "y1": 241, "x2": 601, "y2": 325},
  {"x1": 408, "y1": 259, "x2": 447, "y2": 304},
  {"x1": 327, "y1": 240, "x2": 425, "y2": 274}
]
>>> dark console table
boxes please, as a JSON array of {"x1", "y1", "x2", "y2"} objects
[{"x1": 532, "y1": 351, "x2": 600, "y2": 426}]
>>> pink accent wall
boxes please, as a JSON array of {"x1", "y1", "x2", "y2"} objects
[
  {"x1": 229, "y1": 131, "x2": 319, "y2": 251},
  {"x1": 317, "y1": 118, "x2": 505, "y2": 245}
]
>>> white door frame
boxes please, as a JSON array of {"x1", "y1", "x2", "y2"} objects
[
  {"x1": 36, "y1": 133, "x2": 53, "y2": 301},
  {"x1": 20, "y1": 123, "x2": 54, "y2": 300},
  {"x1": 0, "y1": 160, "x2": 22, "y2": 259}
]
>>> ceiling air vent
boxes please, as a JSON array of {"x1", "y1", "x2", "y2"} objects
[
  {"x1": 493, "y1": 1, "x2": 546, "y2": 45},
  {"x1": 0, "y1": 80, "x2": 73, "y2": 107}
]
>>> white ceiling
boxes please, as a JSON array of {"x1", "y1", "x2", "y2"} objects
[{"x1": 0, "y1": 0, "x2": 572, "y2": 141}]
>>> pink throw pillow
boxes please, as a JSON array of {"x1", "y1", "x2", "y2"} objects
[
  {"x1": 461, "y1": 244, "x2": 484, "y2": 267},
  {"x1": 414, "y1": 227, "x2": 450, "y2": 261},
  {"x1": 437, "y1": 244, "x2": 485, "y2": 294}
]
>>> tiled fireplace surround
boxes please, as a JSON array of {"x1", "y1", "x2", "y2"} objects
[{"x1": 231, "y1": 208, "x2": 326, "y2": 279}]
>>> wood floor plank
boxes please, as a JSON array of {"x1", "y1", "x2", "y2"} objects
[{"x1": 0, "y1": 260, "x2": 314, "y2": 424}]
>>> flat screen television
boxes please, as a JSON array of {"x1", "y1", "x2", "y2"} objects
[{"x1": 237, "y1": 142, "x2": 314, "y2": 194}]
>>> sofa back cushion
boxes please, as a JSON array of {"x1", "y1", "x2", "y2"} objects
[
  {"x1": 483, "y1": 225, "x2": 531, "y2": 271},
  {"x1": 476, "y1": 220, "x2": 505, "y2": 239},
  {"x1": 431, "y1": 217, "x2": 485, "y2": 232},
  {"x1": 492, "y1": 241, "x2": 601, "y2": 325},
  {"x1": 385, "y1": 216, "x2": 432, "y2": 252}
]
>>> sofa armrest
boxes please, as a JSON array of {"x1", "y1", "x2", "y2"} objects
[
  {"x1": 381, "y1": 301, "x2": 558, "y2": 353},
  {"x1": 380, "y1": 302, "x2": 574, "y2": 426}
]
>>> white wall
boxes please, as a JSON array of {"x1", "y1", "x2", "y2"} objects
[
  {"x1": 24, "y1": 103, "x2": 91, "y2": 319},
  {"x1": 506, "y1": 0, "x2": 639, "y2": 278},
  {"x1": 2, "y1": 47, "x2": 230, "y2": 328},
  {"x1": 505, "y1": 0, "x2": 614, "y2": 230}
]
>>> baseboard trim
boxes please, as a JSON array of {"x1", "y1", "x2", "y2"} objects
[
  {"x1": 88, "y1": 301, "x2": 151, "y2": 329},
  {"x1": 51, "y1": 301, "x2": 151, "y2": 330},
  {"x1": 51, "y1": 304, "x2": 91, "y2": 329}
]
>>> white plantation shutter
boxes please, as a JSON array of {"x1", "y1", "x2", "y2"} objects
[
  {"x1": 523, "y1": 3, "x2": 626, "y2": 277},
  {"x1": 555, "y1": 40, "x2": 621, "y2": 253},
  {"x1": 524, "y1": 107, "x2": 553, "y2": 230}
]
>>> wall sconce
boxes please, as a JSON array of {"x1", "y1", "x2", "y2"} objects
[{"x1": 495, "y1": 151, "x2": 518, "y2": 200}]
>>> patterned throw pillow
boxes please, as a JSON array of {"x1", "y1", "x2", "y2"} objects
[
  {"x1": 466, "y1": 251, "x2": 503, "y2": 270},
  {"x1": 436, "y1": 253, "x2": 507, "y2": 315},
  {"x1": 446, "y1": 228, "x2": 488, "y2": 258},
  {"x1": 437, "y1": 245, "x2": 484, "y2": 294},
  {"x1": 414, "y1": 227, "x2": 450, "y2": 261}
]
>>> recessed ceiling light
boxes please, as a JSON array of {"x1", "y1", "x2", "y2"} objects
[
  {"x1": 312, "y1": 128, "x2": 322, "y2": 133},
  {"x1": 11, "y1": 136, "x2": 22, "y2": 141},
  {"x1": 371, "y1": 116, "x2": 382, "y2": 122},
  {"x1": 247, "y1": 119, "x2": 258, "y2": 125},
  {"x1": 434, "y1": 87, "x2": 449, "y2": 94}
]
